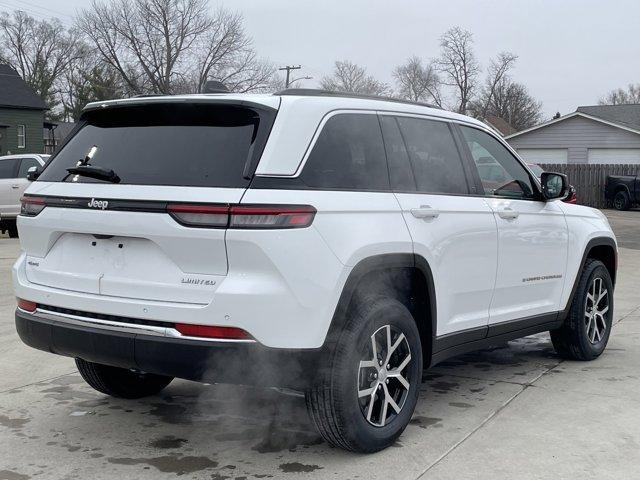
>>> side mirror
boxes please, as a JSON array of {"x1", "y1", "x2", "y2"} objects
[
  {"x1": 541, "y1": 172, "x2": 569, "y2": 201},
  {"x1": 27, "y1": 166, "x2": 41, "y2": 181}
]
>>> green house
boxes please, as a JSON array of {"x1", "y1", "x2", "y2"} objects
[{"x1": 0, "y1": 64, "x2": 46, "y2": 155}]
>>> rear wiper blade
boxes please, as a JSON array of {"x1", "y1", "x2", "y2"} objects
[{"x1": 66, "y1": 165, "x2": 121, "y2": 183}]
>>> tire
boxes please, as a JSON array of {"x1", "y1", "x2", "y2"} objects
[
  {"x1": 75, "y1": 358, "x2": 173, "y2": 399},
  {"x1": 550, "y1": 259, "x2": 613, "y2": 361},
  {"x1": 305, "y1": 296, "x2": 422, "y2": 453},
  {"x1": 613, "y1": 190, "x2": 631, "y2": 211},
  {"x1": 7, "y1": 221, "x2": 18, "y2": 238}
]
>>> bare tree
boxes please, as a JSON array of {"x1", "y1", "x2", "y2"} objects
[
  {"x1": 599, "y1": 84, "x2": 640, "y2": 105},
  {"x1": 320, "y1": 60, "x2": 390, "y2": 96},
  {"x1": 480, "y1": 78, "x2": 542, "y2": 131},
  {"x1": 77, "y1": 0, "x2": 276, "y2": 95},
  {"x1": 0, "y1": 10, "x2": 82, "y2": 109},
  {"x1": 393, "y1": 56, "x2": 442, "y2": 106},
  {"x1": 435, "y1": 27, "x2": 480, "y2": 114},
  {"x1": 474, "y1": 52, "x2": 517, "y2": 119},
  {"x1": 58, "y1": 44, "x2": 127, "y2": 121}
]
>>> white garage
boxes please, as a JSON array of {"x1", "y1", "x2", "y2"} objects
[
  {"x1": 516, "y1": 149, "x2": 568, "y2": 164},
  {"x1": 587, "y1": 148, "x2": 640, "y2": 164}
]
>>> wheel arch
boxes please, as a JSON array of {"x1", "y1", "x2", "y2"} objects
[
  {"x1": 323, "y1": 253, "x2": 437, "y2": 367},
  {"x1": 560, "y1": 237, "x2": 617, "y2": 321}
]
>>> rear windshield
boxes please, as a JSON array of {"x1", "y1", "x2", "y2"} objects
[{"x1": 38, "y1": 103, "x2": 274, "y2": 187}]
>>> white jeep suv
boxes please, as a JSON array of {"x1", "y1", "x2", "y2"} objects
[{"x1": 13, "y1": 90, "x2": 617, "y2": 453}]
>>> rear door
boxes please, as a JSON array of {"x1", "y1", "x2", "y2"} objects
[
  {"x1": 20, "y1": 101, "x2": 276, "y2": 305},
  {"x1": 458, "y1": 125, "x2": 568, "y2": 326},
  {"x1": 0, "y1": 157, "x2": 20, "y2": 217},
  {"x1": 380, "y1": 114, "x2": 498, "y2": 337}
]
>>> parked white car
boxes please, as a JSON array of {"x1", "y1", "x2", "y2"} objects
[
  {"x1": 13, "y1": 91, "x2": 617, "y2": 452},
  {"x1": 0, "y1": 153, "x2": 49, "y2": 237}
]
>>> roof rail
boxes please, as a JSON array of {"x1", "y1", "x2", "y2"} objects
[{"x1": 274, "y1": 88, "x2": 440, "y2": 110}]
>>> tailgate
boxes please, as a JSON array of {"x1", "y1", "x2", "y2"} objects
[{"x1": 20, "y1": 184, "x2": 245, "y2": 305}]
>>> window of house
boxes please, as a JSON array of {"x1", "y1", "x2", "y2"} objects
[{"x1": 17, "y1": 125, "x2": 26, "y2": 149}]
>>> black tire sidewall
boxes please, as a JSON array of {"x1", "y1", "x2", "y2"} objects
[
  {"x1": 331, "y1": 298, "x2": 422, "y2": 451},
  {"x1": 614, "y1": 191, "x2": 630, "y2": 211},
  {"x1": 571, "y1": 262, "x2": 614, "y2": 358}
]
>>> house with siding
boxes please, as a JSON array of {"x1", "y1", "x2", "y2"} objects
[
  {"x1": 505, "y1": 104, "x2": 640, "y2": 165},
  {"x1": 0, "y1": 64, "x2": 47, "y2": 155}
]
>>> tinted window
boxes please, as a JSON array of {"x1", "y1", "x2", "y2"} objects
[
  {"x1": 38, "y1": 103, "x2": 272, "y2": 187},
  {"x1": 18, "y1": 158, "x2": 40, "y2": 178},
  {"x1": 0, "y1": 159, "x2": 19, "y2": 179},
  {"x1": 301, "y1": 113, "x2": 389, "y2": 190},
  {"x1": 396, "y1": 117, "x2": 468, "y2": 194},
  {"x1": 461, "y1": 126, "x2": 535, "y2": 199},
  {"x1": 380, "y1": 115, "x2": 416, "y2": 191}
]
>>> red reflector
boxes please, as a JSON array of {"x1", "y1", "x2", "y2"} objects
[
  {"x1": 17, "y1": 298, "x2": 37, "y2": 313},
  {"x1": 175, "y1": 323, "x2": 252, "y2": 340}
]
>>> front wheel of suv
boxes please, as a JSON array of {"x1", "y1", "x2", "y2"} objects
[
  {"x1": 550, "y1": 259, "x2": 613, "y2": 361},
  {"x1": 7, "y1": 221, "x2": 18, "y2": 238},
  {"x1": 75, "y1": 358, "x2": 173, "y2": 399},
  {"x1": 306, "y1": 297, "x2": 422, "y2": 453}
]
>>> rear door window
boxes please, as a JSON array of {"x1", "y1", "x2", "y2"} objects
[
  {"x1": 38, "y1": 103, "x2": 274, "y2": 188},
  {"x1": 300, "y1": 113, "x2": 389, "y2": 190},
  {"x1": 395, "y1": 116, "x2": 469, "y2": 194},
  {"x1": 0, "y1": 158, "x2": 19, "y2": 179}
]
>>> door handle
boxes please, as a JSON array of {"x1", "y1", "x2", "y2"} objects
[
  {"x1": 11, "y1": 184, "x2": 19, "y2": 189},
  {"x1": 410, "y1": 205, "x2": 440, "y2": 219},
  {"x1": 497, "y1": 207, "x2": 519, "y2": 220}
]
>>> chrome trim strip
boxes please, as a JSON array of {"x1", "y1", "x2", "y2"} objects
[{"x1": 33, "y1": 308, "x2": 256, "y2": 343}]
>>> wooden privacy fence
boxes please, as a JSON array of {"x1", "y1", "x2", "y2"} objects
[{"x1": 539, "y1": 163, "x2": 640, "y2": 208}]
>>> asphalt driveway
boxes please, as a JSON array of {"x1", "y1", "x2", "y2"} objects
[{"x1": 1, "y1": 210, "x2": 639, "y2": 479}]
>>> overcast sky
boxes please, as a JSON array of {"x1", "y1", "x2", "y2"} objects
[{"x1": 7, "y1": 0, "x2": 640, "y2": 119}]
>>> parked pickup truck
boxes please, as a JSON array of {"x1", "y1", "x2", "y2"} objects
[{"x1": 605, "y1": 175, "x2": 639, "y2": 210}]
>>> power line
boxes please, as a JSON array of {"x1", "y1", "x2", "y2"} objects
[
  {"x1": 0, "y1": 0, "x2": 74, "y2": 26},
  {"x1": 11, "y1": 0, "x2": 74, "y2": 19}
]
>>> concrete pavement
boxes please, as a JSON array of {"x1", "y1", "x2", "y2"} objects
[{"x1": 0, "y1": 210, "x2": 639, "y2": 479}]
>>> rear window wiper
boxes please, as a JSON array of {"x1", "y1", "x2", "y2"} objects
[{"x1": 66, "y1": 165, "x2": 121, "y2": 183}]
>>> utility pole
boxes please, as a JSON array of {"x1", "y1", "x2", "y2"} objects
[{"x1": 279, "y1": 65, "x2": 302, "y2": 88}]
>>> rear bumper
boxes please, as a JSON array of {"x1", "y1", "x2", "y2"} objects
[{"x1": 15, "y1": 308, "x2": 322, "y2": 390}]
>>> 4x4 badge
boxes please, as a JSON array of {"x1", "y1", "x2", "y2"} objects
[{"x1": 88, "y1": 198, "x2": 109, "y2": 210}]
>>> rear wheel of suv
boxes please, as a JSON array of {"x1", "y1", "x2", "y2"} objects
[
  {"x1": 7, "y1": 221, "x2": 18, "y2": 238},
  {"x1": 613, "y1": 190, "x2": 631, "y2": 211},
  {"x1": 75, "y1": 358, "x2": 173, "y2": 399},
  {"x1": 550, "y1": 259, "x2": 613, "y2": 361},
  {"x1": 305, "y1": 297, "x2": 422, "y2": 453}
]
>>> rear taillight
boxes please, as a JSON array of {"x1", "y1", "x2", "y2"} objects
[
  {"x1": 175, "y1": 323, "x2": 252, "y2": 340},
  {"x1": 167, "y1": 204, "x2": 316, "y2": 229},
  {"x1": 230, "y1": 205, "x2": 316, "y2": 229},
  {"x1": 564, "y1": 192, "x2": 578, "y2": 204},
  {"x1": 167, "y1": 204, "x2": 229, "y2": 228},
  {"x1": 20, "y1": 196, "x2": 46, "y2": 217},
  {"x1": 17, "y1": 298, "x2": 37, "y2": 312}
]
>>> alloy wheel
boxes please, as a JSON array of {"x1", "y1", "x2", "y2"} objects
[
  {"x1": 585, "y1": 277, "x2": 609, "y2": 344},
  {"x1": 357, "y1": 325, "x2": 412, "y2": 427}
]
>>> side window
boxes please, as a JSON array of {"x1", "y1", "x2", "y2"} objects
[
  {"x1": 460, "y1": 126, "x2": 535, "y2": 199},
  {"x1": 0, "y1": 159, "x2": 19, "y2": 179},
  {"x1": 379, "y1": 115, "x2": 416, "y2": 191},
  {"x1": 301, "y1": 113, "x2": 389, "y2": 190},
  {"x1": 395, "y1": 116, "x2": 469, "y2": 194},
  {"x1": 18, "y1": 158, "x2": 40, "y2": 178}
]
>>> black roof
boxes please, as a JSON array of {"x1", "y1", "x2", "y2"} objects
[
  {"x1": 577, "y1": 104, "x2": 640, "y2": 131},
  {"x1": 275, "y1": 88, "x2": 440, "y2": 110},
  {"x1": 0, "y1": 64, "x2": 47, "y2": 110}
]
